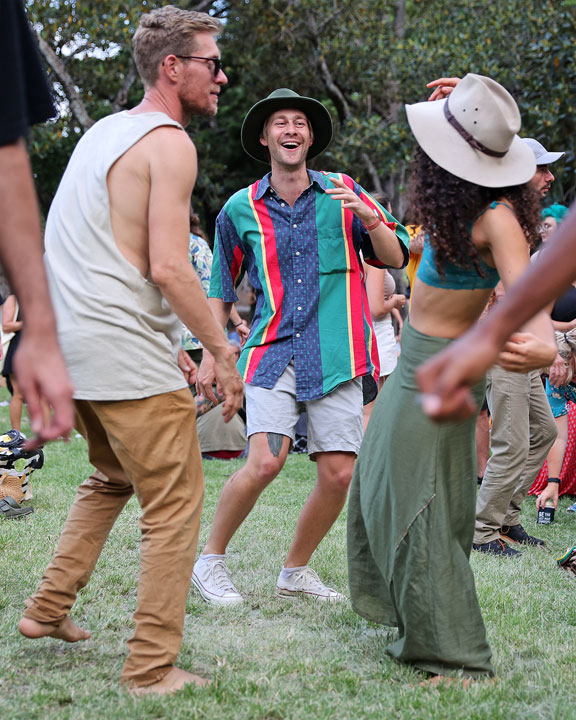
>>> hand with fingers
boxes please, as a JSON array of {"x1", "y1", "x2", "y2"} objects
[
  {"x1": 548, "y1": 353, "x2": 571, "y2": 387},
  {"x1": 177, "y1": 348, "x2": 198, "y2": 386},
  {"x1": 196, "y1": 350, "x2": 243, "y2": 423},
  {"x1": 392, "y1": 294, "x2": 406, "y2": 310},
  {"x1": 325, "y1": 176, "x2": 376, "y2": 226},
  {"x1": 426, "y1": 77, "x2": 461, "y2": 101},
  {"x1": 15, "y1": 332, "x2": 75, "y2": 448},
  {"x1": 497, "y1": 332, "x2": 557, "y2": 373},
  {"x1": 536, "y1": 482, "x2": 559, "y2": 511}
]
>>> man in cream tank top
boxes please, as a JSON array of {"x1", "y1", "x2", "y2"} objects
[{"x1": 17, "y1": 6, "x2": 243, "y2": 696}]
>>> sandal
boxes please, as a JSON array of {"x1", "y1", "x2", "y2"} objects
[{"x1": 0, "y1": 496, "x2": 34, "y2": 519}]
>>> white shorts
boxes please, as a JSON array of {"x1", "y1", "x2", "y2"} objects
[
  {"x1": 373, "y1": 317, "x2": 398, "y2": 377},
  {"x1": 245, "y1": 363, "x2": 363, "y2": 456}
]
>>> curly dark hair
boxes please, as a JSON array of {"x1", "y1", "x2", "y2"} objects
[{"x1": 407, "y1": 147, "x2": 541, "y2": 278}]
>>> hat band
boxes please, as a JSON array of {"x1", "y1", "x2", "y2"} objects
[{"x1": 444, "y1": 100, "x2": 507, "y2": 158}]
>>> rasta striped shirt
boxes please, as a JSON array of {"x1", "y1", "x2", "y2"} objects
[{"x1": 209, "y1": 170, "x2": 409, "y2": 402}]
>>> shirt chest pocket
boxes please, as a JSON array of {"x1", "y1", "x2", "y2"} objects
[{"x1": 316, "y1": 230, "x2": 352, "y2": 274}]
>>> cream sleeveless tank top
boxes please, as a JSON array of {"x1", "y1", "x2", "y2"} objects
[{"x1": 45, "y1": 111, "x2": 188, "y2": 400}]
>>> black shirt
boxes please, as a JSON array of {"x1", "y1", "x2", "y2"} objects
[
  {"x1": 551, "y1": 285, "x2": 576, "y2": 323},
  {"x1": 1, "y1": 0, "x2": 56, "y2": 145}
]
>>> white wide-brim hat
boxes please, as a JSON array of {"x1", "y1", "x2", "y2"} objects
[{"x1": 405, "y1": 73, "x2": 536, "y2": 188}]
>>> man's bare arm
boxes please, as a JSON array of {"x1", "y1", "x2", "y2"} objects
[
  {"x1": 146, "y1": 131, "x2": 243, "y2": 421},
  {"x1": 0, "y1": 140, "x2": 74, "y2": 443}
]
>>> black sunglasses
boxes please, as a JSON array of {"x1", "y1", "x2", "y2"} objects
[{"x1": 175, "y1": 55, "x2": 222, "y2": 78}]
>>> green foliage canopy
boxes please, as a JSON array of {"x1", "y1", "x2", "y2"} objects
[{"x1": 27, "y1": 0, "x2": 575, "y2": 224}]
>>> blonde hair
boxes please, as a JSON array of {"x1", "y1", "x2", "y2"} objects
[{"x1": 133, "y1": 5, "x2": 222, "y2": 88}]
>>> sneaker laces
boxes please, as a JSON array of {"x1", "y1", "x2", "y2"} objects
[
  {"x1": 208, "y1": 558, "x2": 239, "y2": 595},
  {"x1": 291, "y1": 566, "x2": 331, "y2": 593}
]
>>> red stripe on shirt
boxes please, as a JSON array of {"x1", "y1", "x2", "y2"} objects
[
  {"x1": 230, "y1": 245, "x2": 245, "y2": 286},
  {"x1": 244, "y1": 183, "x2": 284, "y2": 382},
  {"x1": 342, "y1": 175, "x2": 370, "y2": 376}
]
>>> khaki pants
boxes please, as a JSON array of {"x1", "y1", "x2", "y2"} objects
[
  {"x1": 474, "y1": 367, "x2": 557, "y2": 544},
  {"x1": 23, "y1": 388, "x2": 203, "y2": 687}
]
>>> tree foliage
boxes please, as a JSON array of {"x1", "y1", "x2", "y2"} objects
[{"x1": 27, "y1": 0, "x2": 576, "y2": 224}]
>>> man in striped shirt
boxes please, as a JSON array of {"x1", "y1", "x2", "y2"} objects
[{"x1": 193, "y1": 88, "x2": 409, "y2": 604}]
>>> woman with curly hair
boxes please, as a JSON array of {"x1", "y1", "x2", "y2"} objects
[{"x1": 347, "y1": 74, "x2": 555, "y2": 681}]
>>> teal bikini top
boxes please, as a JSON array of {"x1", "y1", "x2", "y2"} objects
[{"x1": 416, "y1": 201, "x2": 511, "y2": 290}]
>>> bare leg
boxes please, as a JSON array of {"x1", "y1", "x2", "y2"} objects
[
  {"x1": 8, "y1": 374, "x2": 24, "y2": 431},
  {"x1": 284, "y1": 451, "x2": 355, "y2": 567},
  {"x1": 18, "y1": 616, "x2": 90, "y2": 642},
  {"x1": 202, "y1": 432, "x2": 291, "y2": 555}
]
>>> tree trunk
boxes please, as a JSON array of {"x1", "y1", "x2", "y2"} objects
[{"x1": 36, "y1": 33, "x2": 94, "y2": 131}]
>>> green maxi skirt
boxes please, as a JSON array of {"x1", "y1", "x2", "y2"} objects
[{"x1": 347, "y1": 322, "x2": 494, "y2": 678}]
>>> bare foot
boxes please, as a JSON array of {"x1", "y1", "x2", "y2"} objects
[
  {"x1": 18, "y1": 616, "x2": 91, "y2": 643},
  {"x1": 129, "y1": 666, "x2": 211, "y2": 696},
  {"x1": 419, "y1": 675, "x2": 496, "y2": 689},
  {"x1": 420, "y1": 675, "x2": 472, "y2": 689}
]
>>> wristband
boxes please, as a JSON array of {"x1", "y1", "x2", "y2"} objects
[
  {"x1": 547, "y1": 478, "x2": 561, "y2": 484},
  {"x1": 363, "y1": 216, "x2": 382, "y2": 232},
  {"x1": 233, "y1": 320, "x2": 245, "y2": 327}
]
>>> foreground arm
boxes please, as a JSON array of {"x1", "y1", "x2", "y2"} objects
[{"x1": 0, "y1": 140, "x2": 74, "y2": 444}]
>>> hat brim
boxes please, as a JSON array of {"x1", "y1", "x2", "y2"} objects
[
  {"x1": 406, "y1": 98, "x2": 536, "y2": 188},
  {"x1": 536, "y1": 151, "x2": 565, "y2": 165},
  {"x1": 241, "y1": 95, "x2": 333, "y2": 164}
]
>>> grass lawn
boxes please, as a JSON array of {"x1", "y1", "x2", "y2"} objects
[{"x1": 1, "y1": 390, "x2": 576, "y2": 719}]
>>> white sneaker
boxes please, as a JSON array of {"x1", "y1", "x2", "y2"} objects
[
  {"x1": 276, "y1": 566, "x2": 345, "y2": 601},
  {"x1": 192, "y1": 555, "x2": 244, "y2": 606}
]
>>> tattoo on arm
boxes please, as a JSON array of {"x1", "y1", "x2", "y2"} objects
[
  {"x1": 194, "y1": 390, "x2": 223, "y2": 418},
  {"x1": 267, "y1": 432, "x2": 284, "y2": 458}
]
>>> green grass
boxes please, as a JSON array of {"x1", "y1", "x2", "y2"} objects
[{"x1": 2, "y1": 390, "x2": 576, "y2": 719}]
